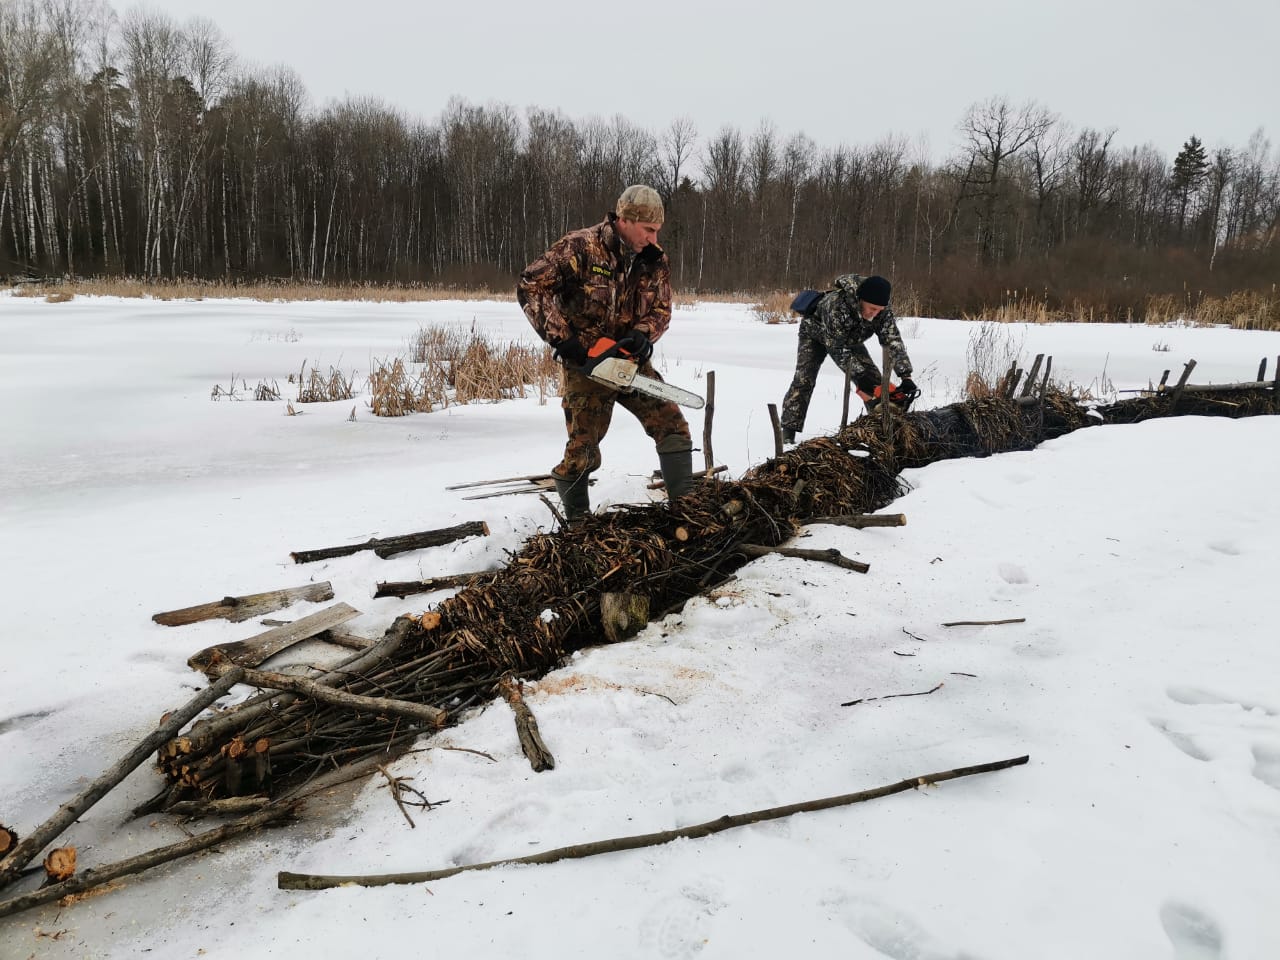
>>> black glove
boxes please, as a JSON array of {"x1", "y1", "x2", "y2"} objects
[
  {"x1": 616, "y1": 329, "x2": 653, "y2": 364},
  {"x1": 854, "y1": 371, "x2": 882, "y2": 396},
  {"x1": 891, "y1": 377, "x2": 920, "y2": 410},
  {"x1": 550, "y1": 335, "x2": 587, "y2": 367}
]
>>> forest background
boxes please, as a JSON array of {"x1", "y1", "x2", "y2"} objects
[{"x1": 2, "y1": 0, "x2": 1278, "y2": 325}]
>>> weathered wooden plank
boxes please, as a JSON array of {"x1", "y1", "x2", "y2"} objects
[
  {"x1": 188, "y1": 603, "x2": 361, "y2": 672},
  {"x1": 152, "y1": 582, "x2": 334, "y2": 627}
]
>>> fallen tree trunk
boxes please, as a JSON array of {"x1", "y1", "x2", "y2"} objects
[{"x1": 290, "y1": 521, "x2": 490, "y2": 564}]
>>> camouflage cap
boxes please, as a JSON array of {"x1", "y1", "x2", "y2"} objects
[{"x1": 616, "y1": 184, "x2": 664, "y2": 224}]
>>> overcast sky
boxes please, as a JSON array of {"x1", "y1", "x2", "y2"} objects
[{"x1": 133, "y1": 0, "x2": 1277, "y2": 162}]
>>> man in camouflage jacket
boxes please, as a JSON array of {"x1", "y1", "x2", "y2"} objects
[
  {"x1": 780, "y1": 273, "x2": 917, "y2": 441},
  {"x1": 518, "y1": 185, "x2": 693, "y2": 521}
]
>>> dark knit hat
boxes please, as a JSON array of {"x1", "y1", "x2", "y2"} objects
[{"x1": 856, "y1": 275, "x2": 891, "y2": 306}]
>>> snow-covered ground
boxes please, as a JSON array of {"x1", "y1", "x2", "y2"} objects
[{"x1": 2, "y1": 293, "x2": 1278, "y2": 959}]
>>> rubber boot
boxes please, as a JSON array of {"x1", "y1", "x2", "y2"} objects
[
  {"x1": 553, "y1": 473, "x2": 590, "y2": 523},
  {"x1": 782, "y1": 428, "x2": 796, "y2": 444},
  {"x1": 657, "y1": 449, "x2": 695, "y2": 501}
]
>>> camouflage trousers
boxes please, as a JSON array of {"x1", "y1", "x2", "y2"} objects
[
  {"x1": 551, "y1": 364, "x2": 692, "y2": 480},
  {"x1": 780, "y1": 317, "x2": 879, "y2": 432}
]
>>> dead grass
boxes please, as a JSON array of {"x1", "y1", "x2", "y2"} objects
[
  {"x1": 750, "y1": 291, "x2": 799, "y2": 325},
  {"x1": 371, "y1": 325, "x2": 561, "y2": 417},
  {"x1": 964, "y1": 322, "x2": 1025, "y2": 398},
  {"x1": 296, "y1": 360, "x2": 357, "y2": 403}
]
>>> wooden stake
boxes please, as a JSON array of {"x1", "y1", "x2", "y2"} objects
[
  {"x1": 152, "y1": 582, "x2": 334, "y2": 627},
  {"x1": 767, "y1": 403, "x2": 784, "y2": 458},
  {"x1": 1258, "y1": 357, "x2": 1268, "y2": 382},
  {"x1": 881, "y1": 344, "x2": 893, "y2": 440},
  {"x1": 290, "y1": 521, "x2": 489, "y2": 564},
  {"x1": 1020, "y1": 354, "x2": 1045, "y2": 397},
  {"x1": 1168, "y1": 359, "x2": 1197, "y2": 411},
  {"x1": 841, "y1": 370, "x2": 852, "y2": 428},
  {"x1": 500, "y1": 679, "x2": 555, "y2": 772},
  {"x1": 703, "y1": 370, "x2": 716, "y2": 474},
  {"x1": 0, "y1": 669, "x2": 245, "y2": 889},
  {"x1": 277, "y1": 755, "x2": 1031, "y2": 891}
]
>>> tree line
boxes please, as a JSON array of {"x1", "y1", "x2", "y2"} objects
[{"x1": 2, "y1": 0, "x2": 1277, "y2": 318}]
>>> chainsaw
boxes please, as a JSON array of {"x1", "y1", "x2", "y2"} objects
[{"x1": 580, "y1": 337, "x2": 705, "y2": 409}]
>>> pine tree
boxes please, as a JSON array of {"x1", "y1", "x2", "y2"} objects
[{"x1": 1170, "y1": 135, "x2": 1208, "y2": 235}]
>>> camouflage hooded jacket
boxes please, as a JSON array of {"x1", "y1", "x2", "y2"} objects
[
  {"x1": 809, "y1": 273, "x2": 913, "y2": 384},
  {"x1": 517, "y1": 214, "x2": 672, "y2": 349}
]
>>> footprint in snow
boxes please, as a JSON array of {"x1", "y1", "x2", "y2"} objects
[
  {"x1": 1159, "y1": 900, "x2": 1224, "y2": 960},
  {"x1": 1250, "y1": 743, "x2": 1280, "y2": 791},
  {"x1": 1149, "y1": 719, "x2": 1212, "y2": 762},
  {"x1": 839, "y1": 896, "x2": 979, "y2": 960},
  {"x1": 0, "y1": 709, "x2": 53, "y2": 735},
  {"x1": 1206, "y1": 540, "x2": 1241, "y2": 556},
  {"x1": 635, "y1": 875, "x2": 726, "y2": 958},
  {"x1": 997, "y1": 563, "x2": 1029, "y2": 585},
  {"x1": 1165, "y1": 686, "x2": 1277, "y2": 716}
]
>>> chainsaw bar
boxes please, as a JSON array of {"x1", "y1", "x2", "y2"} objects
[{"x1": 587, "y1": 357, "x2": 705, "y2": 409}]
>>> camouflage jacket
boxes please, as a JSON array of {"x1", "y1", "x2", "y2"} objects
[
  {"x1": 811, "y1": 273, "x2": 913, "y2": 382},
  {"x1": 517, "y1": 214, "x2": 672, "y2": 348}
]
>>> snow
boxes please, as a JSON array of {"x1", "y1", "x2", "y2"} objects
[{"x1": 2, "y1": 293, "x2": 1279, "y2": 959}]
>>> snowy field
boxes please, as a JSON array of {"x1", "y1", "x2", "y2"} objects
[{"x1": 2, "y1": 293, "x2": 1279, "y2": 959}]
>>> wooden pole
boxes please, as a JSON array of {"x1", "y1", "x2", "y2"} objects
[
  {"x1": 767, "y1": 403, "x2": 784, "y2": 458},
  {"x1": 0, "y1": 669, "x2": 245, "y2": 889},
  {"x1": 840, "y1": 370, "x2": 852, "y2": 428},
  {"x1": 702, "y1": 370, "x2": 716, "y2": 474},
  {"x1": 373, "y1": 572, "x2": 486, "y2": 599},
  {"x1": 277, "y1": 756, "x2": 1030, "y2": 891},
  {"x1": 1258, "y1": 357, "x2": 1268, "y2": 382},
  {"x1": 880, "y1": 344, "x2": 893, "y2": 441},
  {"x1": 205, "y1": 663, "x2": 446, "y2": 727}
]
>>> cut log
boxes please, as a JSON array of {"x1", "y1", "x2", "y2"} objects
[
  {"x1": 500, "y1": 680, "x2": 554, "y2": 772},
  {"x1": 152, "y1": 582, "x2": 334, "y2": 626},
  {"x1": 0, "y1": 668, "x2": 244, "y2": 890},
  {"x1": 41, "y1": 847, "x2": 76, "y2": 885},
  {"x1": 808, "y1": 513, "x2": 906, "y2": 528},
  {"x1": 290, "y1": 521, "x2": 490, "y2": 564},
  {"x1": 188, "y1": 603, "x2": 361, "y2": 672},
  {"x1": 1157, "y1": 380, "x2": 1276, "y2": 393},
  {"x1": 0, "y1": 825, "x2": 16, "y2": 857},
  {"x1": 373, "y1": 572, "x2": 486, "y2": 599},
  {"x1": 600, "y1": 591, "x2": 651, "y2": 644},
  {"x1": 737, "y1": 543, "x2": 870, "y2": 574},
  {"x1": 319, "y1": 628, "x2": 374, "y2": 651},
  {"x1": 204, "y1": 662, "x2": 447, "y2": 728}
]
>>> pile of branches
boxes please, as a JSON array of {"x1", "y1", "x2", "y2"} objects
[{"x1": 152, "y1": 384, "x2": 1274, "y2": 806}]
